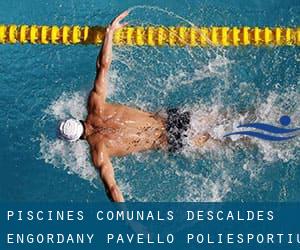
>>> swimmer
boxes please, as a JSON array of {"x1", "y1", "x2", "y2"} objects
[{"x1": 58, "y1": 11, "x2": 210, "y2": 202}]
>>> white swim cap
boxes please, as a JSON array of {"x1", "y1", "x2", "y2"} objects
[{"x1": 58, "y1": 118, "x2": 84, "y2": 142}]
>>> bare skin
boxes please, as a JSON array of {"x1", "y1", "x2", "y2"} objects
[{"x1": 82, "y1": 11, "x2": 209, "y2": 202}]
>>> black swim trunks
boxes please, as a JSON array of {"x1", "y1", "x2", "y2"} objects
[{"x1": 166, "y1": 108, "x2": 191, "y2": 153}]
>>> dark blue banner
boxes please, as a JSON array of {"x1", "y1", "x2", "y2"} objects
[{"x1": 1, "y1": 203, "x2": 299, "y2": 250}]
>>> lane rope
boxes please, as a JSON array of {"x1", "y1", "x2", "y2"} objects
[{"x1": 0, "y1": 25, "x2": 299, "y2": 46}]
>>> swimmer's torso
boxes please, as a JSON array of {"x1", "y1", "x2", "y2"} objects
[{"x1": 85, "y1": 92, "x2": 167, "y2": 156}]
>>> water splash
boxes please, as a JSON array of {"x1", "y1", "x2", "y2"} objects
[
  {"x1": 38, "y1": 88, "x2": 300, "y2": 201},
  {"x1": 39, "y1": 134, "x2": 98, "y2": 185},
  {"x1": 37, "y1": 6, "x2": 299, "y2": 202}
]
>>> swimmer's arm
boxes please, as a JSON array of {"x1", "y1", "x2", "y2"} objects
[
  {"x1": 92, "y1": 144, "x2": 125, "y2": 202},
  {"x1": 94, "y1": 11, "x2": 129, "y2": 99}
]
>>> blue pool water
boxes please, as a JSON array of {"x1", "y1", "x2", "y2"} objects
[{"x1": 0, "y1": 0, "x2": 299, "y2": 202}]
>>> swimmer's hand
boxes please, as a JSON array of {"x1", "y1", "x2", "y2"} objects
[{"x1": 107, "y1": 10, "x2": 129, "y2": 33}]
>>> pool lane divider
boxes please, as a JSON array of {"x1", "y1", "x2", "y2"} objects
[{"x1": 0, "y1": 25, "x2": 299, "y2": 46}]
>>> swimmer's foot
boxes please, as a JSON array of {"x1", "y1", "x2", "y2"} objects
[{"x1": 193, "y1": 133, "x2": 210, "y2": 147}]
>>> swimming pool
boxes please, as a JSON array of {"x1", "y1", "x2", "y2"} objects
[{"x1": 0, "y1": 0, "x2": 299, "y2": 202}]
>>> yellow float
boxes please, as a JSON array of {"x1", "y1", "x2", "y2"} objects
[{"x1": 0, "y1": 24, "x2": 299, "y2": 46}]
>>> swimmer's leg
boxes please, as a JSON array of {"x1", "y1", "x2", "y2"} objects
[
  {"x1": 192, "y1": 132, "x2": 211, "y2": 147},
  {"x1": 189, "y1": 113, "x2": 218, "y2": 147},
  {"x1": 190, "y1": 107, "x2": 258, "y2": 148},
  {"x1": 192, "y1": 133, "x2": 254, "y2": 148}
]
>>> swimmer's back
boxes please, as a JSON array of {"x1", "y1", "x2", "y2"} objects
[{"x1": 86, "y1": 102, "x2": 168, "y2": 156}]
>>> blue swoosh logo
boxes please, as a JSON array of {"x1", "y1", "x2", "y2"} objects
[
  {"x1": 237, "y1": 123, "x2": 300, "y2": 134},
  {"x1": 224, "y1": 131, "x2": 297, "y2": 141},
  {"x1": 224, "y1": 116, "x2": 299, "y2": 142}
]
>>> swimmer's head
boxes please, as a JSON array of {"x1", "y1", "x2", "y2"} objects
[{"x1": 57, "y1": 118, "x2": 84, "y2": 142}]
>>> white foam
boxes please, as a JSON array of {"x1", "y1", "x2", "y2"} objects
[
  {"x1": 180, "y1": 89, "x2": 300, "y2": 163},
  {"x1": 39, "y1": 134, "x2": 97, "y2": 184},
  {"x1": 39, "y1": 92, "x2": 98, "y2": 185},
  {"x1": 46, "y1": 92, "x2": 87, "y2": 120}
]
